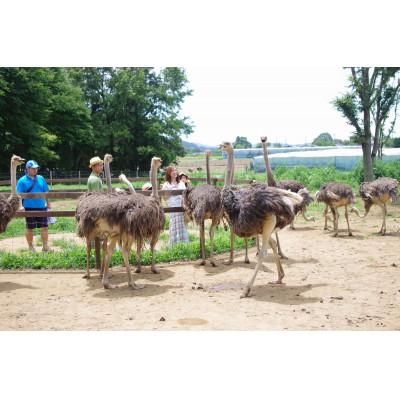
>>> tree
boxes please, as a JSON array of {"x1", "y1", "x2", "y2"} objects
[
  {"x1": 312, "y1": 132, "x2": 334, "y2": 146},
  {"x1": 72, "y1": 67, "x2": 193, "y2": 171},
  {"x1": 0, "y1": 68, "x2": 93, "y2": 171},
  {"x1": 333, "y1": 67, "x2": 400, "y2": 181},
  {"x1": 233, "y1": 136, "x2": 252, "y2": 149}
]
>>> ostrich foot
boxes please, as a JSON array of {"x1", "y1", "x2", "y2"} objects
[
  {"x1": 348, "y1": 232, "x2": 353, "y2": 236},
  {"x1": 290, "y1": 226, "x2": 295, "y2": 230},
  {"x1": 102, "y1": 280, "x2": 117, "y2": 289},
  {"x1": 224, "y1": 259, "x2": 233, "y2": 265},
  {"x1": 135, "y1": 267, "x2": 142, "y2": 273},
  {"x1": 151, "y1": 265, "x2": 160, "y2": 274},
  {"x1": 333, "y1": 232, "x2": 338, "y2": 237},
  {"x1": 279, "y1": 253, "x2": 289, "y2": 260},
  {"x1": 210, "y1": 260, "x2": 218, "y2": 267},
  {"x1": 378, "y1": 228, "x2": 386, "y2": 235},
  {"x1": 269, "y1": 279, "x2": 283, "y2": 284},
  {"x1": 82, "y1": 273, "x2": 90, "y2": 279},
  {"x1": 240, "y1": 286, "x2": 252, "y2": 298},
  {"x1": 129, "y1": 282, "x2": 144, "y2": 290},
  {"x1": 244, "y1": 257, "x2": 250, "y2": 264},
  {"x1": 199, "y1": 260, "x2": 206, "y2": 266}
]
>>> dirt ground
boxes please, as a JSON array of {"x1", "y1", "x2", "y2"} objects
[{"x1": 0, "y1": 205, "x2": 399, "y2": 330}]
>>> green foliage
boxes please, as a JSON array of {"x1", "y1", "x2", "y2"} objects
[
  {"x1": 0, "y1": 217, "x2": 76, "y2": 240},
  {"x1": 233, "y1": 136, "x2": 252, "y2": 149},
  {"x1": 312, "y1": 132, "x2": 335, "y2": 146},
  {"x1": 0, "y1": 228, "x2": 253, "y2": 270},
  {"x1": 0, "y1": 67, "x2": 193, "y2": 172},
  {"x1": 0, "y1": 68, "x2": 93, "y2": 171},
  {"x1": 353, "y1": 160, "x2": 400, "y2": 184}
]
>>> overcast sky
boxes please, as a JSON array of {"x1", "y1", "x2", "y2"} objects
[{"x1": 181, "y1": 67, "x2": 353, "y2": 146}]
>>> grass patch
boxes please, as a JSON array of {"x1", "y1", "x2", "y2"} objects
[
  {"x1": 0, "y1": 217, "x2": 77, "y2": 240},
  {"x1": 0, "y1": 229, "x2": 253, "y2": 270}
]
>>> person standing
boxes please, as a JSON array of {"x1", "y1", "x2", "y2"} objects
[
  {"x1": 87, "y1": 156, "x2": 104, "y2": 192},
  {"x1": 162, "y1": 166, "x2": 189, "y2": 246},
  {"x1": 16, "y1": 160, "x2": 51, "y2": 252}
]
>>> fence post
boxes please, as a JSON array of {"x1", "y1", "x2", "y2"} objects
[
  {"x1": 136, "y1": 166, "x2": 139, "y2": 178},
  {"x1": 50, "y1": 170, "x2": 53, "y2": 188},
  {"x1": 78, "y1": 170, "x2": 81, "y2": 185},
  {"x1": 212, "y1": 178, "x2": 217, "y2": 186}
]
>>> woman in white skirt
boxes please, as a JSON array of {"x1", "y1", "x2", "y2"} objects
[{"x1": 162, "y1": 166, "x2": 189, "y2": 246}]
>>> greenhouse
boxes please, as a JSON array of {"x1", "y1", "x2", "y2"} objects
[{"x1": 252, "y1": 147, "x2": 400, "y2": 172}]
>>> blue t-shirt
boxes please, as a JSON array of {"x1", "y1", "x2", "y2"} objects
[{"x1": 16, "y1": 174, "x2": 49, "y2": 209}]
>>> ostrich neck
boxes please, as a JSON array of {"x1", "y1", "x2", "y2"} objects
[
  {"x1": 10, "y1": 160, "x2": 17, "y2": 197},
  {"x1": 150, "y1": 162, "x2": 159, "y2": 200},
  {"x1": 104, "y1": 160, "x2": 112, "y2": 192},
  {"x1": 224, "y1": 150, "x2": 234, "y2": 188},
  {"x1": 206, "y1": 153, "x2": 211, "y2": 185},
  {"x1": 262, "y1": 142, "x2": 276, "y2": 187}
]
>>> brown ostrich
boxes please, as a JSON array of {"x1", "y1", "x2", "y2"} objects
[
  {"x1": 276, "y1": 180, "x2": 315, "y2": 229},
  {"x1": 351, "y1": 177, "x2": 398, "y2": 235},
  {"x1": 315, "y1": 182, "x2": 355, "y2": 237},
  {"x1": 182, "y1": 150, "x2": 223, "y2": 266},
  {"x1": 220, "y1": 142, "x2": 304, "y2": 297},
  {"x1": 0, "y1": 155, "x2": 25, "y2": 234},
  {"x1": 77, "y1": 153, "x2": 114, "y2": 279},
  {"x1": 77, "y1": 157, "x2": 165, "y2": 289},
  {"x1": 261, "y1": 137, "x2": 315, "y2": 230}
]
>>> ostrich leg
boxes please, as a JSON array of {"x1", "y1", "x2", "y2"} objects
[
  {"x1": 241, "y1": 215, "x2": 276, "y2": 298},
  {"x1": 102, "y1": 236, "x2": 118, "y2": 289},
  {"x1": 323, "y1": 205, "x2": 329, "y2": 230},
  {"x1": 225, "y1": 228, "x2": 235, "y2": 265},
  {"x1": 275, "y1": 232, "x2": 288, "y2": 259},
  {"x1": 150, "y1": 235, "x2": 160, "y2": 273},
  {"x1": 209, "y1": 222, "x2": 217, "y2": 267},
  {"x1": 268, "y1": 236, "x2": 285, "y2": 284},
  {"x1": 83, "y1": 238, "x2": 92, "y2": 279},
  {"x1": 344, "y1": 205, "x2": 353, "y2": 236},
  {"x1": 199, "y1": 221, "x2": 206, "y2": 265},
  {"x1": 331, "y1": 207, "x2": 339, "y2": 237},
  {"x1": 379, "y1": 204, "x2": 387, "y2": 235},
  {"x1": 301, "y1": 210, "x2": 315, "y2": 222},
  {"x1": 121, "y1": 237, "x2": 143, "y2": 289},
  {"x1": 100, "y1": 238, "x2": 108, "y2": 277},
  {"x1": 244, "y1": 238, "x2": 250, "y2": 264},
  {"x1": 135, "y1": 238, "x2": 143, "y2": 273}
]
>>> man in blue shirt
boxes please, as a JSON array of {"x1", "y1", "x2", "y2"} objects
[{"x1": 16, "y1": 160, "x2": 52, "y2": 252}]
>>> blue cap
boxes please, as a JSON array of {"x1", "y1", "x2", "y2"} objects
[{"x1": 26, "y1": 160, "x2": 39, "y2": 169}]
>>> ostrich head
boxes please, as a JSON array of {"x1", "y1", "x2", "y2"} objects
[
  {"x1": 104, "y1": 154, "x2": 113, "y2": 164},
  {"x1": 151, "y1": 157, "x2": 162, "y2": 170},
  {"x1": 219, "y1": 142, "x2": 233, "y2": 154},
  {"x1": 205, "y1": 150, "x2": 211, "y2": 157},
  {"x1": 260, "y1": 136, "x2": 267, "y2": 143},
  {"x1": 11, "y1": 155, "x2": 25, "y2": 167}
]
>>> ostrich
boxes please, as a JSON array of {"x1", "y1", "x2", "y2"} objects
[
  {"x1": 101, "y1": 156, "x2": 165, "y2": 286},
  {"x1": 276, "y1": 180, "x2": 315, "y2": 229},
  {"x1": 351, "y1": 177, "x2": 398, "y2": 235},
  {"x1": 77, "y1": 153, "x2": 114, "y2": 279},
  {"x1": 220, "y1": 142, "x2": 304, "y2": 297},
  {"x1": 182, "y1": 150, "x2": 223, "y2": 266},
  {"x1": 260, "y1": 137, "x2": 315, "y2": 230},
  {"x1": 0, "y1": 155, "x2": 25, "y2": 234},
  {"x1": 315, "y1": 182, "x2": 355, "y2": 237},
  {"x1": 77, "y1": 157, "x2": 165, "y2": 289}
]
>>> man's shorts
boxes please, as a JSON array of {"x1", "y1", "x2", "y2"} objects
[{"x1": 24, "y1": 207, "x2": 48, "y2": 229}]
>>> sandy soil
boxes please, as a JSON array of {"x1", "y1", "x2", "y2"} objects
[{"x1": 0, "y1": 205, "x2": 399, "y2": 330}]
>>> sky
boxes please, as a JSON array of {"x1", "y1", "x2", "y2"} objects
[{"x1": 181, "y1": 67, "x2": 353, "y2": 146}]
